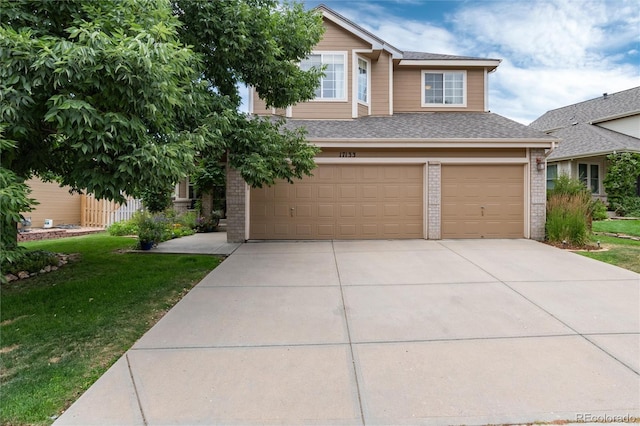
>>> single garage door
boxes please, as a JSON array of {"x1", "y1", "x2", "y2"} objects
[
  {"x1": 442, "y1": 164, "x2": 524, "y2": 238},
  {"x1": 250, "y1": 164, "x2": 423, "y2": 239}
]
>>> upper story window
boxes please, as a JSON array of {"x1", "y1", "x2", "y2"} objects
[
  {"x1": 300, "y1": 52, "x2": 347, "y2": 101},
  {"x1": 422, "y1": 70, "x2": 466, "y2": 107},
  {"x1": 357, "y1": 57, "x2": 368, "y2": 104}
]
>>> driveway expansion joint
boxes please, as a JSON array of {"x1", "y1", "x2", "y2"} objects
[
  {"x1": 126, "y1": 353, "x2": 148, "y2": 426},
  {"x1": 332, "y1": 240, "x2": 366, "y2": 426}
]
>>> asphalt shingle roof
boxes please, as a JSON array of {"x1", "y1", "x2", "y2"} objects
[
  {"x1": 284, "y1": 112, "x2": 555, "y2": 140},
  {"x1": 547, "y1": 123, "x2": 640, "y2": 160},
  {"x1": 402, "y1": 51, "x2": 500, "y2": 62},
  {"x1": 530, "y1": 87, "x2": 640, "y2": 131},
  {"x1": 529, "y1": 87, "x2": 640, "y2": 160}
]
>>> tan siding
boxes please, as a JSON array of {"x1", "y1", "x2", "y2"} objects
[
  {"x1": 393, "y1": 67, "x2": 485, "y2": 112},
  {"x1": 357, "y1": 102, "x2": 368, "y2": 117},
  {"x1": 315, "y1": 19, "x2": 370, "y2": 51},
  {"x1": 371, "y1": 51, "x2": 390, "y2": 116},
  {"x1": 292, "y1": 102, "x2": 352, "y2": 119},
  {"x1": 291, "y1": 19, "x2": 371, "y2": 119},
  {"x1": 22, "y1": 178, "x2": 82, "y2": 227},
  {"x1": 252, "y1": 91, "x2": 270, "y2": 115}
]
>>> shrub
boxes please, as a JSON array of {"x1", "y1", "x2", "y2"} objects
[
  {"x1": 614, "y1": 196, "x2": 640, "y2": 218},
  {"x1": 549, "y1": 174, "x2": 588, "y2": 196},
  {"x1": 106, "y1": 218, "x2": 138, "y2": 236},
  {"x1": 136, "y1": 212, "x2": 165, "y2": 244},
  {"x1": 546, "y1": 193, "x2": 592, "y2": 246},
  {"x1": 591, "y1": 199, "x2": 608, "y2": 221},
  {"x1": 546, "y1": 175, "x2": 593, "y2": 246},
  {"x1": 603, "y1": 153, "x2": 640, "y2": 216}
]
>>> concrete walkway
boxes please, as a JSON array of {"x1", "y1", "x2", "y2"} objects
[
  {"x1": 55, "y1": 239, "x2": 639, "y2": 425},
  {"x1": 149, "y1": 231, "x2": 240, "y2": 256}
]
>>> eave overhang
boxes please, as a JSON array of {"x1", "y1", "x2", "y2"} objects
[
  {"x1": 398, "y1": 59, "x2": 502, "y2": 70},
  {"x1": 548, "y1": 147, "x2": 640, "y2": 162},
  {"x1": 308, "y1": 138, "x2": 557, "y2": 149}
]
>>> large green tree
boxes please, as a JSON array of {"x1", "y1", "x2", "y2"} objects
[{"x1": 0, "y1": 0, "x2": 323, "y2": 251}]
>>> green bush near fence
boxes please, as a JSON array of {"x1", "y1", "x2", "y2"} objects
[{"x1": 106, "y1": 210, "x2": 197, "y2": 240}]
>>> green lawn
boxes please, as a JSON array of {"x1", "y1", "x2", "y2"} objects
[
  {"x1": 1, "y1": 234, "x2": 220, "y2": 425},
  {"x1": 578, "y1": 234, "x2": 640, "y2": 274},
  {"x1": 592, "y1": 219, "x2": 640, "y2": 237}
]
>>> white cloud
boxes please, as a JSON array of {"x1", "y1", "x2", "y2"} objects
[
  {"x1": 331, "y1": 0, "x2": 639, "y2": 123},
  {"x1": 489, "y1": 60, "x2": 640, "y2": 124}
]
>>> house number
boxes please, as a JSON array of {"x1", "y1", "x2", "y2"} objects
[{"x1": 339, "y1": 152, "x2": 356, "y2": 158}]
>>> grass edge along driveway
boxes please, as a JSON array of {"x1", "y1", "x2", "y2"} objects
[
  {"x1": 1, "y1": 234, "x2": 221, "y2": 425},
  {"x1": 579, "y1": 219, "x2": 640, "y2": 274}
]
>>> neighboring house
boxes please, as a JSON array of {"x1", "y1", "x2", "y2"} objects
[
  {"x1": 21, "y1": 177, "x2": 141, "y2": 230},
  {"x1": 226, "y1": 5, "x2": 558, "y2": 242},
  {"x1": 530, "y1": 87, "x2": 640, "y2": 202}
]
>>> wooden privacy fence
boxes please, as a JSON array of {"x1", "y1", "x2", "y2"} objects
[{"x1": 81, "y1": 194, "x2": 142, "y2": 228}]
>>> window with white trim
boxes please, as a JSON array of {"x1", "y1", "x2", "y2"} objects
[
  {"x1": 357, "y1": 57, "x2": 368, "y2": 103},
  {"x1": 300, "y1": 53, "x2": 346, "y2": 100},
  {"x1": 578, "y1": 163, "x2": 600, "y2": 194},
  {"x1": 422, "y1": 70, "x2": 466, "y2": 106},
  {"x1": 546, "y1": 164, "x2": 558, "y2": 190}
]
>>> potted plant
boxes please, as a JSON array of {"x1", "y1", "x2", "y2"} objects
[{"x1": 137, "y1": 213, "x2": 163, "y2": 250}]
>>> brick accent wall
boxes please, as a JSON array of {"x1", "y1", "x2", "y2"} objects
[
  {"x1": 529, "y1": 148, "x2": 547, "y2": 241},
  {"x1": 427, "y1": 162, "x2": 441, "y2": 239},
  {"x1": 226, "y1": 166, "x2": 247, "y2": 243}
]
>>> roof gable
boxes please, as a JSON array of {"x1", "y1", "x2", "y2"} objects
[{"x1": 316, "y1": 4, "x2": 500, "y2": 69}]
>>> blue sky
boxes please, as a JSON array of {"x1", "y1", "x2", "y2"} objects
[{"x1": 283, "y1": 0, "x2": 639, "y2": 124}]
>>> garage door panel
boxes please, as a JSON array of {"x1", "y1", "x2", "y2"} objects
[
  {"x1": 296, "y1": 204, "x2": 312, "y2": 218},
  {"x1": 384, "y1": 204, "x2": 400, "y2": 217},
  {"x1": 339, "y1": 204, "x2": 357, "y2": 218},
  {"x1": 361, "y1": 224, "x2": 379, "y2": 236},
  {"x1": 361, "y1": 204, "x2": 378, "y2": 217},
  {"x1": 273, "y1": 185, "x2": 291, "y2": 199},
  {"x1": 360, "y1": 185, "x2": 378, "y2": 199},
  {"x1": 250, "y1": 165, "x2": 424, "y2": 239},
  {"x1": 273, "y1": 204, "x2": 290, "y2": 218},
  {"x1": 442, "y1": 165, "x2": 524, "y2": 239},
  {"x1": 405, "y1": 204, "x2": 422, "y2": 217},
  {"x1": 318, "y1": 204, "x2": 334, "y2": 218},
  {"x1": 317, "y1": 185, "x2": 335, "y2": 200},
  {"x1": 338, "y1": 185, "x2": 357, "y2": 199}
]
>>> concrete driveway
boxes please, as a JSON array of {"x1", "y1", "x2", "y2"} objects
[{"x1": 55, "y1": 239, "x2": 639, "y2": 425}]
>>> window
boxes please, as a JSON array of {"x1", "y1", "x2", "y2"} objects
[
  {"x1": 357, "y1": 57, "x2": 368, "y2": 103},
  {"x1": 546, "y1": 164, "x2": 558, "y2": 190},
  {"x1": 422, "y1": 71, "x2": 465, "y2": 106},
  {"x1": 578, "y1": 163, "x2": 599, "y2": 194},
  {"x1": 300, "y1": 53, "x2": 346, "y2": 100}
]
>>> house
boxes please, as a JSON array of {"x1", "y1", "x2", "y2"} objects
[
  {"x1": 226, "y1": 4, "x2": 558, "y2": 242},
  {"x1": 20, "y1": 177, "x2": 141, "y2": 231},
  {"x1": 530, "y1": 87, "x2": 640, "y2": 201}
]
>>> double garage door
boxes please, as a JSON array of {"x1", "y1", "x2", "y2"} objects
[{"x1": 250, "y1": 164, "x2": 524, "y2": 240}]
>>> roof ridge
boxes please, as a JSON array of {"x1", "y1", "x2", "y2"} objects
[{"x1": 542, "y1": 86, "x2": 640, "y2": 114}]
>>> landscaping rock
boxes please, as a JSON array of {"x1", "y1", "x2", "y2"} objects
[
  {"x1": 5, "y1": 274, "x2": 18, "y2": 282},
  {"x1": 18, "y1": 271, "x2": 30, "y2": 279}
]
